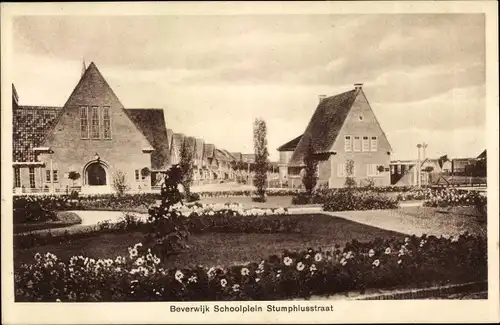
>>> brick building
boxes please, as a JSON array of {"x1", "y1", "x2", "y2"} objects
[
  {"x1": 12, "y1": 62, "x2": 239, "y2": 194},
  {"x1": 277, "y1": 84, "x2": 392, "y2": 188}
]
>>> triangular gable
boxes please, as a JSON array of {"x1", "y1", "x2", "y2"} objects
[{"x1": 40, "y1": 62, "x2": 152, "y2": 148}]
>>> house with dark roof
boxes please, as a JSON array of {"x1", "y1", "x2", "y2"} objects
[
  {"x1": 12, "y1": 62, "x2": 171, "y2": 194},
  {"x1": 277, "y1": 84, "x2": 392, "y2": 188}
]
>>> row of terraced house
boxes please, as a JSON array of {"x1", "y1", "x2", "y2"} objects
[{"x1": 12, "y1": 62, "x2": 253, "y2": 194}]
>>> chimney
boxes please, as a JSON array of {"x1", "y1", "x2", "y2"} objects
[
  {"x1": 318, "y1": 95, "x2": 327, "y2": 103},
  {"x1": 354, "y1": 83, "x2": 363, "y2": 90}
]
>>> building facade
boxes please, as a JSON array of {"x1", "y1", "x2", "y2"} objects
[
  {"x1": 12, "y1": 62, "x2": 241, "y2": 194},
  {"x1": 278, "y1": 84, "x2": 392, "y2": 189}
]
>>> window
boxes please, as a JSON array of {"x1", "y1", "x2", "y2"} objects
[
  {"x1": 337, "y1": 164, "x2": 346, "y2": 177},
  {"x1": 53, "y1": 170, "x2": 59, "y2": 183},
  {"x1": 14, "y1": 168, "x2": 21, "y2": 188},
  {"x1": 103, "y1": 106, "x2": 111, "y2": 139},
  {"x1": 344, "y1": 136, "x2": 352, "y2": 152},
  {"x1": 135, "y1": 169, "x2": 140, "y2": 181},
  {"x1": 390, "y1": 165, "x2": 395, "y2": 174},
  {"x1": 91, "y1": 106, "x2": 100, "y2": 139},
  {"x1": 353, "y1": 136, "x2": 361, "y2": 152},
  {"x1": 367, "y1": 164, "x2": 381, "y2": 177},
  {"x1": 371, "y1": 136, "x2": 378, "y2": 152},
  {"x1": 362, "y1": 136, "x2": 369, "y2": 152},
  {"x1": 80, "y1": 106, "x2": 89, "y2": 139},
  {"x1": 29, "y1": 168, "x2": 35, "y2": 188},
  {"x1": 46, "y1": 170, "x2": 51, "y2": 182},
  {"x1": 397, "y1": 165, "x2": 401, "y2": 174}
]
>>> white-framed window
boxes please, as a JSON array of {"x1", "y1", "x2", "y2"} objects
[
  {"x1": 344, "y1": 136, "x2": 352, "y2": 152},
  {"x1": 337, "y1": 164, "x2": 346, "y2": 177},
  {"x1": 53, "y1": 170, "x2": 59, "y2": 183},
  {"x1": 29, "y1": 168, "x2": 35, "y2": 188},
  {"x1": 367, "y1": 164, "x2": 381, "y2": 177},
  {"x1": 80, "y1": 106, "x2": 89, "y2": 139},
  {"x1": 371, "y1": 136, "x2": 378, "y2": 152},
  {"x1": 46, "y1": 170, "x2": 51, "y2": 182},
  {"x1": 397, "y1": 165, "x2": 402, "y2": 174},
  {"x1": 353, "y1": 136, "x2": 361, "y2": 152},
  {"x1": 362, "y1": 136, "x2": 369, "y2": 152},
  {"x1": 103, "y1": 106, "x2": 112, "y2": 139},
  {"x1": 14, "y1": 167, "x2": 21, "y2": 188},
  {"x1": 91, "y1": 106, "x2": 100, "y2": 139}
]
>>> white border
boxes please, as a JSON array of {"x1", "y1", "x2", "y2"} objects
[{"x1": 1, "y1": 2, "x2": 498, "y2": 324}]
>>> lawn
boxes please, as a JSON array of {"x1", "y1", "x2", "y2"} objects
[
  {"x1": 13, "y1": 211, "x2": 82, "y2": 234},
  {"x1": 14, "y1": 213, "x2": 405, "y2": 270},
  {"x1": 329, "y1": 206, "x2": 486, "y2": 238}
]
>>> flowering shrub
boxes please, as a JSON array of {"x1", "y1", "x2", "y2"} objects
[
  {"x1": 422, "y1": 188, "x2": 486, "y2": 208},
  {"x1": 15, "y1": 233, "x2": 486, "y2": 301},
  {"x1": 13, "y1": 196, "x2": 60, "y2": 223},
  {"x1": 144, "y1": 165, "x2": 190, "y2": 257},
  {"x1": 322, "y1": 189, "x2": 399, "y2": 211}
]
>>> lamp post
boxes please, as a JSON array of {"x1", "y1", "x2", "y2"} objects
[
  {"x1": 49, "y1": 149, "x2": 54, "y2": 193},
  {"x1": 417, "y1": 144, "x2": 422, "y2": 187}
]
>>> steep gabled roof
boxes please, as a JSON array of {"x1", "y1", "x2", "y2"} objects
[
  {"x1": 230, "y1": 152, "x2": 243, "y2": 161},
  {"x1": 477, "y1": 149, "x2": 486, "y2": 160},
  {"x1": 185, "y1": 136, "x2": 197, "y2": 157},
  {"x1": 288, "y1": 89, "x2": 358, "y2": 166},
  {"x1": 204, "y1": 143, "x2": 215, "y2": 159},
  {"x1": 277, "y1": 135, "x2": 303, "y2": 152},
  {"x1": 126, "y1": 109, "x2": 170, "y2": 170},
  {"x1": 13, "y1": 106, "x2": 61, "y2": 162}
]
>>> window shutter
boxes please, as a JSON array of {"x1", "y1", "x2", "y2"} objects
[
  {"x1": 354, "y1": 137, "x2": 361, "y2": 152},
  {"x1": 371, "y1": 137, "x2": 378, "y2": 151},
  {"x1": 362, "y1": 136, "x2": 369, "y2": 152},
  {"x1": 344, "y1": 136, "x2": 352, "y2": 152}
]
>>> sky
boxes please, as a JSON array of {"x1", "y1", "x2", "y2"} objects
[{"x1": 12, "y1": 14, "x2": 486, "y2": 161}]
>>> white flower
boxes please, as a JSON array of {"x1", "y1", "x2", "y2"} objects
[
  {"x1": 153, "y1": 257, "x2": 161, "y2": 265},
  {"x1": 220, "y1": 279, "x2": 227, "y2": 287},
  {"x1": 255, "y1": 278, "x2": 260, "y2": 282},
  {"x1": 296, "y1": 262, "x2": 305, "y2": 271},
  {"x1": 385, "y1": 247, "x2": 391, "y2": 255},
  {"x1": 128, "y1": 248, "x2": 138, "y2": 258},
  {"x1": 340, "y1": 258, "x2": 347, "y2": 266},
  {"x1": 283, "y1": 257, "x2": 293, "y2": 266},
  {"x1": 397, "y1": 260, "x2": 402, "y2": 264},
  {"x1": 232, "y1": 284, "x2": 240, "y2": 292},
  {"x1": 241, "y1": 268, "x2": 250, "y2": 276},
  {"x1": 405, "y1": 237, "x2": 410, "y2": 243},
  {"x1": 368, "y1": 249, "x2": 375, "y2": 257},
  {"x1": 207, "y1": 267, "x2": 217, "y2": 278},
  {"x1": 34, "y1": 253, "x2": 42, "y2": 262},
  {"x1": 309, "y1": 264, "x2": 317, "y2": 273},
  {"x1": 372, "y1": 259, "x2": 380, "y2": 267},
  {"x1": 314, "y1": 253, "x2": 323, "y2": 262},
  {"x1": 135, "y1": 257, "x2": 145, "y2": 266},
  {"x1": 346, "y1": 251, "x2": 354, "y2": 259},
  {"x1": 305, "y1": 254, "x2": 311, "y2": 259},
  {"x1": 174, "y1": 270, "x2": 184, "y2": 282},
  {"x1": 188, "y1": 275, "x2": 198, "y2": 283}
]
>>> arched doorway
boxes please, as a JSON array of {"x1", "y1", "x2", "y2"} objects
[{"x1": 86, "y1": 162, "x2": 107, "y2": 186}]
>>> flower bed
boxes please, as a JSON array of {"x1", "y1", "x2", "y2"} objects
[
  {"x1": 14, "y1": 204, "x2": 295, "y2": 250},
  {"x1": 322, "y1": 189, "x2": 399, "y2": 211},
  {"x1": 195, "y1": 189, "x2": 300, "y2": 198},
  {"x1": 15, "y1": 233, "x2": 486, "y2": 302}
]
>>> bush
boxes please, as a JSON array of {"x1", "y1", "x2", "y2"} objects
[
  {"x1": 14, "y1": 233, "x2": 486, "y2": 302},
  {"x1": 323, "y1": 189, "x2": 399, "y2": 211},
  {"x1": 144, "y1": 165, "x2": 190, "y2": 258},
  {"x1": 13, "y1": 196, "x2": 61, "y2": 223}
]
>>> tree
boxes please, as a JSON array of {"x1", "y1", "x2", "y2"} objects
[
  {"x1": 179, "y1": 140, "x2": 194, "y2": 200},
  {"x1": 112, "y1": 170, "x2": 130, "y2": 196},
  {"x1": 68, "y1": 171, "x2": 80, "y2": 187},
  {"x1": 302, "y1": 140, "x2": 318, "y2": 196},
  {"x1": 344, "y1": 159, "x2": 357, "y2": 188},
  {"x1": 141, "y1": 167, "x2": 151, "y2": 179},
  {"x1": 253, "y1": 118, "x2": 269, "y2": 200}
]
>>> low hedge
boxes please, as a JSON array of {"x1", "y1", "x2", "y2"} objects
[
  {"x1": 14, "y1": 205, "x2": 295, "y2": 249},
  {"x1": 14, "y1": 233, "x2": 486, "y2": 301}
]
